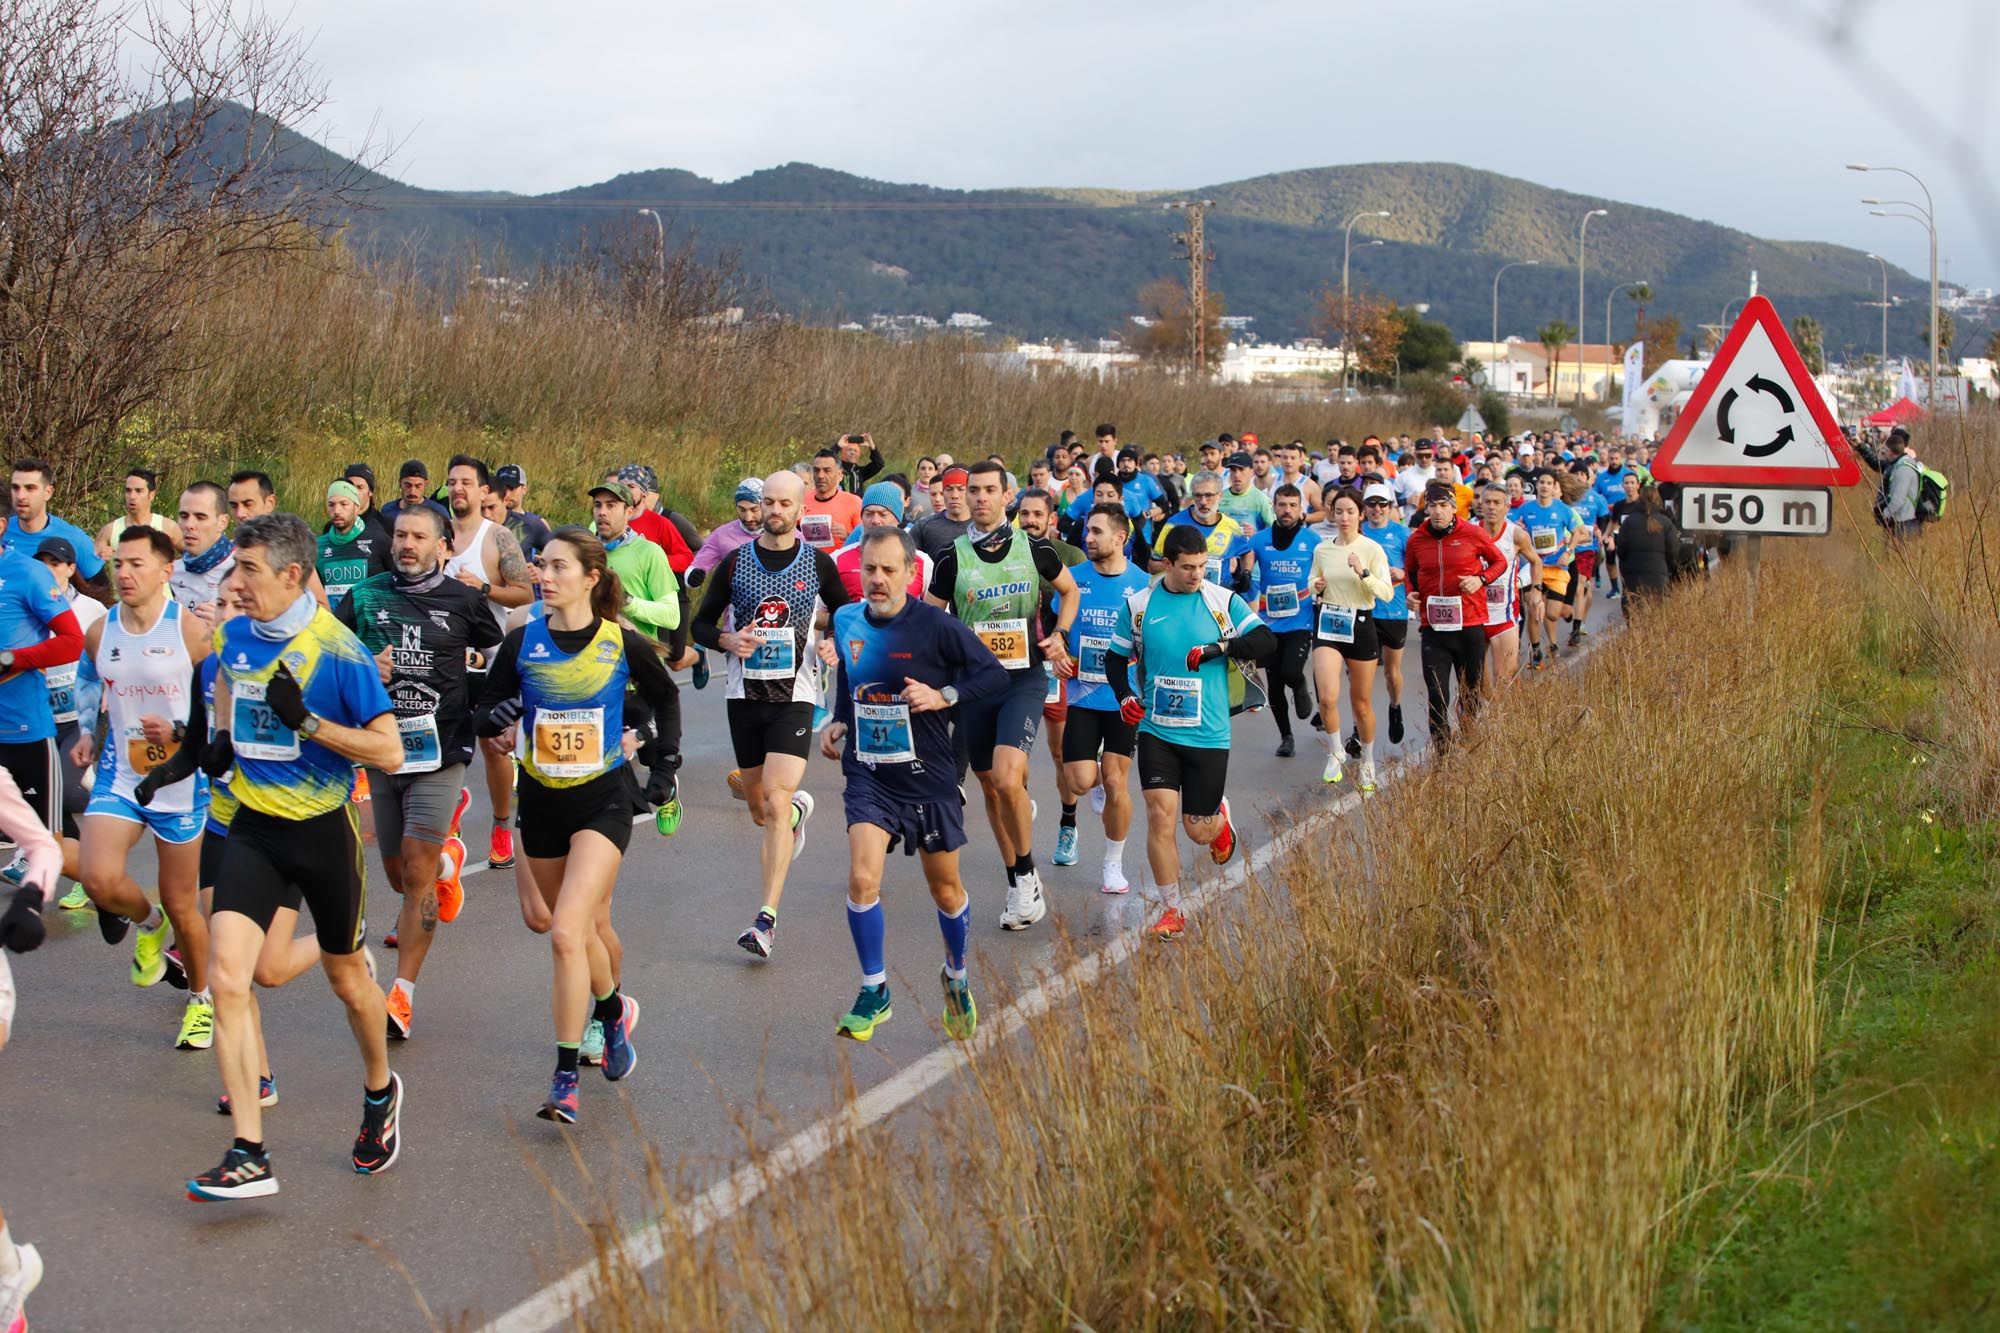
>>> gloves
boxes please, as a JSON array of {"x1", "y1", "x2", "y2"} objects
[
  {"x1": 1119, "y1": 695, "x2": 1146, "y2": 726},
  {"x1": 200, "y1": 731, "x2": 236, "y2": 779},
  {"x1": 1184, "y1": 643, "x2": 1221, "y2": 671},
  {"x1": 265, "y1": 662, "x2": 309, "y2": 730},
  {"x1": 488, "y1": 698, "x2": 522, "y2": 731},
  {"x1": 0, "y1": 887, "x2": 46, "y2": 953},
  {"x1": 644, "y1": 765, "x2": 678, "y2": 808},
  {"x1": 135, "y1": 765, "x2": 167, "y2": 807}
]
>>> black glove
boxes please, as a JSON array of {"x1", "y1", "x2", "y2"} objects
[
  {"x1": 1231, "y1": 568, "x2": 1253, "y2": 596},
  {"x1": 480, "y1": 697, "x2": 522, "y2": 737},
  {"x1": 200, "y1": 730, "x2": 236, "y2": 779},
  {"x1": 644, "y1": 765, "x2": 677, "y2": 808},
  {"x1": 264, "y1": 662, "x2": 310, "y2": 730},
  {"x1": 135, "y1": 766, "x2": 167, "y2": 808},
  {"x1": 0, "y1": 887, "x2": 46, "y2": 953}
]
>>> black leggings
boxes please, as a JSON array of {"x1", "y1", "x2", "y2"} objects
[
  {"x1": 1419, "y1": 626, "x2": 1485, "y2": 746},
  {"x1": 1266, "y1": 629, "x2": 1313, "y2": 739}
]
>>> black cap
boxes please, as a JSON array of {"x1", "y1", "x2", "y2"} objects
[
  {"x1": 399, "y1": 458, "x2": 429, "y2": 481},
  {"x1": 343, "y1": 462, "x2": 377, "y2": 490},
  {"x1": 32, "y1": 537, "x2": 77, "y2": 566},
  {"x1": 1224, "y1": 451, "x2": 1254, "y2": 469},
  {"x1": 494, "y1": 464, "x2": 525, "y2": 490}
]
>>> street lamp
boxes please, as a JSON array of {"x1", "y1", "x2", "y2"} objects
[
  {"x1": 1342, "y1": 210, "x2": 1390, "y2": 391},
  {"x1": 636, "y1": 207, "x2": 666, "y2": 281},
  {"x1": 1604, "y1": 280, "x2": 1645, "y2": 399},
  {"x1": 1865, "y1": 252, "x2": 1889, "y2": 397},
  {"x1": 1849, "y1": 163, "x2": 1939, "y2": 401},
  {"x1": 1575, "y1": 209, "x2": 1608, "y2": 409},
  {"x1": 1491, "y1": 259, "x2": 1538, "y2": 358}
]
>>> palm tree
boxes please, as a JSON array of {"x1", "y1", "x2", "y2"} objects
[
  {"x1": 1626, "y1": 282, "x2": 1653, "y2": 338},
  {"x1": 1538, "y1": 320, "x2": 1574, "y2": 406},
  {"x1": 1790, "y1": 315, "x2": 1826, "y2": 375}
]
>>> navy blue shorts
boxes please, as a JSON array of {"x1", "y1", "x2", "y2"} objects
[
  {"x1": 844, "y1": 777, "x2": 967, "y2": 857},
  {"x1": 956, "y1": 673, "x2": 1045, "y2": 772}
]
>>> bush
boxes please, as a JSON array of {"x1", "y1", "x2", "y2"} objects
[
  {"x1": 1477, "y1": 387, "x2": 1512, "y2": 439},
  {"x1": 1406, "y1": 372, "x2": 1468, "y2": 432}
]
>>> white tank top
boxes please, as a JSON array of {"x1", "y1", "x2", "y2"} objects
[
  {"x1": 98, "y1": 599, "x2": 198, "y2": 810},
  {"x1": 1483, "y1": 521, "x2": 1521, "y2": 626},
  {"x1": 443, "y1": 517, "x2": 506, "y2": 631}
]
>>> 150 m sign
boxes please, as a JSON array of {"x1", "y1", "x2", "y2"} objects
[{"x1": 1679, "y1": 485, "x2": 1831, "y2": 536}]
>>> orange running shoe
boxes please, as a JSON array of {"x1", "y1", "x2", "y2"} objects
[
  {"x1": 487, "y1": 825, "x2": 515, "y2": 870},
  {"x1": 384, "y1": 984, "x2": 412, "y2": 1040},
  {"x1": 351, "y1": 769, "x2": 371, "y2": 803},
  {"x1": 1208, "y1": 797, "x2": 1237, "y2": 865},
  {"x1": 1149, "y1": 906, "x2": 1187, "y2": 941},
  {"x1": 726, "y1": 769, "x2": 748, "y2": 802},
  {"x1": 436, "y1": 836, "x2": 467, "y2": 923}
]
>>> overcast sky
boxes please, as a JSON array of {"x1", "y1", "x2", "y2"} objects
[{"x1": 288, "y1": 0, "x2": 1996, "y2": 290}]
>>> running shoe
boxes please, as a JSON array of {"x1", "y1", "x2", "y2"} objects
[
  {"x1": 216, "y1": 1074, "x2": 278, "y2": 1115},
  {"x1": 164, "y1": 945, "x2": 189, "y2": 990},
  {"x1": 1100, "y1": 872, "x2": 1130, "y2": 896},
  {"x1": 810, "y1": 703, "x2": 831, "y2": 734},
  {"x1": 579, "y1": 1018, "x2": 605, "y2": 1066},
  {"x1": 487, "y1": 826, "x2": 515, "y2": 871},
  {"x1": 1548, "y1": 641, "x2": 1562, "y2": 663},
  {"x1": 352, "y1": 1072, "x2": 403, "y2": 1175},
  {"x1": 1208, "y1": 798, "x2": 1237, "y2": 866},
  {"x1": 1572, "y1": 623, "x2": 1590, "y2": 642},
  {"x1": 1292, "y1": 681, "x2": 1313, "y2": 721},
  {"x1": 58, "y1": 883, "x2": 90, "y2": 911},
  {"x1": 727, "y1": 769, "x2": 748, "y2": 802},
  {"x1": 600, "y1": 994, "x2": 639, "y2": 1081},
  {"x1": 1345, "y1": 728, "x2": 1363, "y2": 760},
  {"x1": 176, "y1": 995, "x2": 215, "y2": 1050},
  {"x1": 1359, "y1": 760, "x2": 1379, "y2": 795},
  {"x1": 1530, "y1": 646, "x2": 1547, "y2": 671},
  {"x1": 1276, "y1": 735, "x2": 1295, "y2": 757},
  {"x1": 384, "y1": 985, "x2": 412, "y2": 1041},
  {"x1": 835, "y1": 982, "x2": 893, "y2": 1041},
  {"x1": 186, "y1": 1146, "x2": 278, "y2": 1202},
  {"x1": 1607, "y1": 586, "x2": 1622, "y2": 601},
  {"x1": 0, "y1": 853, "x2": 24, "y2": 886},
  {"x1": 789, "y1": 790, "x2": 814, "y2": 862},
  {"x1": 1149, "y1": 906, "x2": 1188, "y2": 941},
  {"x1": 690, "y1": 652, "x2": 710, "y2": 690},
  {"x1": 1322, "y1": 753, "x2": 1344, "y2": 785},
  {"x1": 1052, "y1": 824, "x2": 1079, "y2": 866},
  {"x1": 436, "y1": 835, "x2": 467, "y2": 924},
  {"x1": 132, "y1": 911, "x2": 171, "y2": 986},
  {"x1": 0, "y1": 1240, "x2": 42, "y2": 1331},
  {"x1": 537, "y1": 1069, "x2": 581, "y2": 1124},
  {"x1": 737, "y1": 909, "x2": 777, "y2": 959},
  {"x1": 384, "y1": 927, "x2": 399, "y2": 949},
  {"x1": 447, "y1": 784, "x2": 472, "y2": 840},
  {"x1": 1088, "y1": 783, "x2": 1106, "y2": 816},
  {"x1": 351, "y1": 768, "x2": 371, "y2": 803},
  {"x1": 1388, "y1": 705, "x2": 1405, "y2": 746},
  {"x1": 1000, "y1": 871, "x2": 1046, "y2": 930},
  {"x1": 654, "y1": 787, "x2": 683, "y2": 838},
  {"x1": 940, "y1": 967, "x2": 977, "y2": 1041}
]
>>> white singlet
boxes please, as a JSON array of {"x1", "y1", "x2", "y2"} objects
[
  {"x1": 444, "y1": 517, "x2": 507, "y2": 632},
  {"x1": 97, "y1": 599, "x2": 197, "y2": 811}
]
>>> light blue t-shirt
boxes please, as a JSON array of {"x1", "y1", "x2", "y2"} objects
[
  {"x1": 1513, "y1": 500, "x2": 1585, "y2": 565},
  {"x1": 1065, "y1": 560, "x2": 1150, "y2": 712},
  {"x1": 1110, "y1": 583, "x2": 1261, "y2": 750},
  {"x1": 2, "y1": 514, "x2": 105, "y2": 581},
  {"x1": 0, "y1": 550, "x2": 73, "y2": 742},
  {"x1": 1362, "y1": 518, "x2": 1411, "y2": 620}
]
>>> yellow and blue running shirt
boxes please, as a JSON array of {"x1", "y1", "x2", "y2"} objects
[
  {"x1": 514, "y1": 615, "x2": 628, "y2": 789},
  {"x1": 215, "y1": 606, "x2": 394, "y2": 820}
]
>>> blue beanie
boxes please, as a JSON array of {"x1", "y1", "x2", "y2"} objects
[{"x1": 861, "y1": 482, "x2": 905, "y2": 523}]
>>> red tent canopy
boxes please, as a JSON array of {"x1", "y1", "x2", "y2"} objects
[{"x1": 1866, "y1": 397, "x2": 1927, "y2": 427}]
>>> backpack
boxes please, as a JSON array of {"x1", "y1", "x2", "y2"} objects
[{"x1": 1914, "y1": 464, "x2": 1949, "y2": 521}]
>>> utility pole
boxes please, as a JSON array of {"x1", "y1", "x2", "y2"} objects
[{"x1": 1166, "y1": 200, "x2": 1214, "y2": 373}]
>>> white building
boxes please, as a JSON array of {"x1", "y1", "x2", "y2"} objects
[{"x1": 1213, "y1": 341, "x2": 1349, "y2": 384}]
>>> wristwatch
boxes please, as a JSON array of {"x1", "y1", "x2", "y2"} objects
[
  {"x1": 0, "y1": 650, "x2": 12, "y2": 670},
  {"x1": 940, "y1": 686, "x2": 960, "y2": 707},
  {"x1": 480, "y1": 581, "x2": 492, "y2": 598},
  {"x1": 298, "y1": 714, "x2": 322, "y2": 740}
]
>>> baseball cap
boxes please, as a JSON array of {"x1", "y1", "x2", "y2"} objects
[
  {"x1": 399, "y1": 458, "x2": 428, "y2": 481},
  {"x1": 493, "y1": 464, "x2": 525, "y2": 490},
  {"x1": 588, "y1": 480, "x2": 638, "y2": 506},
  {"x1": 32, "y1": 537, "x2": 77, "y2": 566},
  {"x1": 344, "y1": 462, "x2": 377, "y2": 491},
  {"x1": 1224, "y1": 451, "x2": 1254, "y2": 469},
  {"x1": 1362, "y1": 482, "x2": 1396, "y2": 506}
]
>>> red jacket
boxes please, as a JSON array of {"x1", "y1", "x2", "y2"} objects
[
  {"x1": 627, "y1": 508, "x2": 694, "y2": 573},
  {"x1": 1405, "y1": 518, "x2": 1508, "y2": 628}
]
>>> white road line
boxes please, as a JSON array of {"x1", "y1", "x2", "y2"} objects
[{"x1": 484, "y1": 787, "x2": 1361, "y2": 1333}]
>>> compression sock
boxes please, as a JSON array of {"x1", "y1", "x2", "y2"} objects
[
  {"x1": 936, "y1": 901, "x2": 970, "y2": 979},
  {"x1": 591, "y1": 987, "x2": 623, "y2": 1026},
  {"x1": 846, "y1": 897, "x2": 886, "y2": 987},
  {"x1": 1013, "y1": 853, "x2": 1036, "y2": 879},
  {"x1": 556, "y1": 1044, "x2": 580, "y2": 1075},
  {"x1": 231, "y1": 1137, "x2": 265, "y2": 1158},
  {"x1": 1060, "y1": 802, "x2": 1077, "y2": 829}
]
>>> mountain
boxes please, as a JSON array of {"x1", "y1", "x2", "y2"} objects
[{"x1": 316, "y1": 140, "x2": 1929, "y2": 359}]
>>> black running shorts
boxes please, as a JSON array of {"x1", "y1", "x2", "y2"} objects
[
  {"x1": 957, "y1": 674, "x2": 1045, "y2": 772},
  {"x1": 726, "y1": 699, "x2": 815, "y2": 770},
  {"x1": 515, "y1": 763, "x2": 641, "y2": 860},
  {"x1": 1136, "y1": 732, "x2": 1228, "y2": 819},
  {"x1": 1060, "y1": 706, "x2": 1138, "y2": 763},
  {"x1": 213, "y1": 804, "x2": 368, "y2": 955}
]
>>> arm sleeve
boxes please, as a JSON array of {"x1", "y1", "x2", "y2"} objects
[
  {"x1": 690, "y1": 549, "x2": 738, "y2": 650},
  {"x1": 1030, "y1": 540, "x2": 1066, "y2": 583},
  {"x1": 621, "y1": 628, "x2": 680, "y2": 754},
  {"x1": 1226, "y1": 622, "x2": 1277, "y2": 662},
  {"x1": 473, "y1": 629, "x2": 527, "y2": 736},
  {"x1": 690, "y1": 532, "x2": 727, "y2": 578},
  {"x1": 927, "y1": 548, "x2": 957, "y2": 606},
  {"x1": 12, "y1": 608, "x2": 82, "y2": 671}
]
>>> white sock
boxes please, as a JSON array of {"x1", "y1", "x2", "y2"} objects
[
  {"x1": 192, "y1": 988, "x2": 211, "y2": 1004},
  {"x1": 393, "y1": 977, "x2": 415, "y2": 1000},
  {"x1": 1102, "y1": 837, "x2": 1126, "y2": 873},
  {"x1": 140, "y1": 904, "x2": 163, "y2": 931},
  {"x1": 1157, "y1": 880, "x2": 1181, "y2": 909},
  {"x1": 0, "y1": 1223, "x2": 16, "y2": 1275}
]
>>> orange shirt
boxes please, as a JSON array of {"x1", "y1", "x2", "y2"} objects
[{"x1": 800, "y1": 488, "x2": 862, "y2": 551}]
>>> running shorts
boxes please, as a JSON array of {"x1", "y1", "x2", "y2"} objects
[
  {"x1": 1542, "y1": 568, "x2": 1576, "y2": 606},
  {"x1": 199, "y1": 827, "x2": 228, "y2": 889},
  {"x1": 844, "y1": 775, "x2": 967, "y2": 857},
  {"x1": 83, "y1": 789, "x2": 205, "y2": 844},
  {"x1": 0, "y1": 740, "x2": 61, "y2": 841},
  {"x1": 1315, "y1": 609, "x2": 1381, "y2": 663},
  {"x1": 1483, "y1": 617, "x2": 1518, "y2": 642},
  {"x1": 515, "y1": 762, "x2": 640, "y2": 859},
  {"x1": 726, "y1": 699, "x2": 816, "y2": 770},
  {"x1": 1574, "y1": 551, "x2": 1597, "y2": 581},
  {"x1": 365, "y1": 762, "x2": 468, "y2": 848},
  {"x1": 1060, "y1": 706, "x2": 1138, "y2": 763},
  {"x1": 957, "y1": 674, "x2": 1045, "y2": 772},
  {"x1": 1375, "y1": 618, "x2": 1409, "y2": 652},
  {"x1": 213, "y1": 804, "x2": 368, "y2": 954},
  {"x1": 1136, "y1": 732, "x2": 1228, "y2": 818}
]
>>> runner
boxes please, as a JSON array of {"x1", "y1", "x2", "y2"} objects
[
  {"x1": 0, "y1": 532, "x2": 85, "y2": 867},
  {"x1": 444, "y1": 456, "x2": 536, "y2": 869},
  {"x1": 926, "y1": 460, "x2": 1078, "y2": 930},
  {"x1": 1218, "y1": 451, "x2": 1274, "y2": 533},
  {"x1": 226, "y1": 472, "x2": 329, "y2": 606},
  {"x1": 171, "y1": 481, "x2": 236, "y2": 623},
  {"x1": 472, "y1": 527, "x2": 681, "y2": 1123},
  {"x1": 1060, "y1": 504, "x2": 1150, "y2": 894},
  {"x1": 4, "y1": 458, "x2": 106, "y2": 597},
  {"x1": 72, "y1": 526, "x2": 214, "y2": 1048},
  {"x1": 801, "y1": 448, "x2": 862, "y2": 552},
  {"x1": 1103, "y1": 525, "x2": 1272, "y2": 940},
  {"x1": 690, "y1": 470, "x2": 848, "y2": 959},
  {"x1": 92, "y1": 467, "x2": 181, "y2": 558},
  {"x1": 1475, "y1": 482, "x2": 1543, "y2": 691},
  {"x1": 1152, "y1": 471, "x2": 1252, "y2": 589},
  {"x1": 1244, "y1": 483, "x2": 1320, "y2": 758},
  {"x1": 492, "y1": 464, "x2": 554, "y2": 562},
  {"x1": 1307, "y1": 489, "x2": 1392, "y2": 791},
  {"x1": 1013, "y1": 487, "x2": 1086, "y2": 865},
  {"x1": 336, "y1": 506, "x2": 502, "y2": 1040},
  {"x1": 189, "y1": 512, "x2": 405, "y2": 1201},
  {"x1": 1405, "y1": 483, "x2": 1509, "y2": 749},
  {"x1": 590, "y1": 479, "x2": 683, "y2": 643},
  {"x1": 391, "y1": 460, "x2": 451, "y2": 524},
  {"x1": 1560, "y1": 468, "x2": 1606, "y2": 645},
  {"x1": 910, "y1": 465, "x2": 971, "y2": 562},
  {"x1": 315, "y1": 479, "x2": 391, "y2": 611},
  {"x1": 820, "y1": 527, "x2": 1010, "y2": 1041},
  {"x1": 1514, "y1": 470, "x2": 1588, "y2": 669},
  {"x1": 0, "y1": 765, "x2": 57, "y2": 1333},
  {"x1": 833, "y1": 483, "x2": 932, "y2": 598},
  {"x1": 687, "y1": 478, "x2": 764, "y2": 591},
  {"x1": 332, "y1": 463, "x2": 395, "y2": 546}
]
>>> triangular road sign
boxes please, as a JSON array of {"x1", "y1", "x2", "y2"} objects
[{"x1": 1651, "y1": 296, "x2": 1860, "y2": 486}]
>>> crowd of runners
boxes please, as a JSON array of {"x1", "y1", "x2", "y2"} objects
[{"x1": 0, "y1": 426, "x2": 1705, "y2": 1327}]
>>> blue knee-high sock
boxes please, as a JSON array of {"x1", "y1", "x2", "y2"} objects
[
  {"x1": 847, "y1": 898, "x2": 886, "y2": 987},
  {"x1": 937, "y1": 901, "x2": 970, "y2": 979}
]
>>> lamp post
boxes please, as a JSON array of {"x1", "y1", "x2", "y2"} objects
[
  {"x1": 1491, "y1": 260, "x2": 1538, "y2": 394},
  {"x1": 1342, "y1": 210, "x2": 1390, "y2": 392},
  {"x1": 1575, "y1": 208, "x2": 1608, "y2": 409},
  {"x1": 1603, "y1": 280, "x2": 1644, "y2": 401},
  {"x1": 1850, "y1": 163, "x2": 1938, "y2": 402},
  {"x1": 1865, "y1": 251, "x2": 1889, "y2": 401},
  {"x1": 636, "y1": 207, "x2": 666, "y2": 281}
]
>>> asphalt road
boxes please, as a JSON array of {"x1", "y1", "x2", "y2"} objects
[{"x1": 0, "y1": 598, "x2": 1616, "y2": 1331}]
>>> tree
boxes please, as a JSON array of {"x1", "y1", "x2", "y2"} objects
[
  {"x1": 1626, "y1": 282, "x2": 1653, "y2": 339},
  {"x1": 1, "y1": 0, "x2": 373, "y2": 496},
  {"x1": 1393, "y1": 306, "x2": 1460, "y2": 376},
  {"x1": 1310, "y1": 288, "x2": 1402, "y2": 381},
  {"x1": 1637, "y1": 313, "x2": 1682, "y2": 377},
  {"x1": 1538, "y1": 320, "x2": 1575, "y2": 406},
  {"x1": 1790, "y1": 315, "x2": 1826, "y2": 375},
  {"x1": 1984, "y1": 329, "x2": 2000, "y2": 369},
  {"x1": 1122, "y1": 277, "x2": 1228, "y2": 372},
  {"x1": 1459, "y1": 355, "x2": 1485, "y2": 386}
]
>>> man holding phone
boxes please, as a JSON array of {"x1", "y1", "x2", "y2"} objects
[{"x1": 837, "y1": 433, "x2": 882, "y2": 495}]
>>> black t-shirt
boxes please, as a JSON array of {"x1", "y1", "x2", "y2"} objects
[
  {"x1": 927, "y1": 525, "x2": 1069, "y2": 673},
  {"x1": 334, "y1": 571, "x2": 504, "y2": 768},
  {"x1": 911, "y1": 513, "x2": 971, "y2": 562}
]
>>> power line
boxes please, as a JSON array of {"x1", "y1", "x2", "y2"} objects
[{"x1": 359, "y1": 193, "x2": 1119, "y2": 213}]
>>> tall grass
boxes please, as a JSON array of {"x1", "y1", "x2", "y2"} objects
[{"x1": 511, "y1": 531, "x2": 1853, "y2": 1330}]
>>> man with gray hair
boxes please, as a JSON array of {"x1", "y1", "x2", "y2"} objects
[{"x1": 1150, "y1": 470, "x2": 1253, "y2": 589}]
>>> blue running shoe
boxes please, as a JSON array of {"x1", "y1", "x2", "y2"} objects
[
  {"x1": 836, "y1": 983, "x2": 893, "y2": 1041},
  {"x1": 537, "y1": 1069, "x2": 580, "y2": 1124},
  {"x1": 1052, "y1": 824, "x2": 1079, "y2": 866},
  {"x1": 217, "y1": 1073, "x2": 278, "y2": 1115},
  {"x1": 600, "y1": 995, "x2": 639, "y2": 1082},
  {"x1": 690, "y1": 652, "x2": 710, "y2": 690}
]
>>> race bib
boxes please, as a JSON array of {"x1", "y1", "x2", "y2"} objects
[
  {"x1": 745, "y1": 625, "x2": 798, "y2": 681},
  {"x1": 324, "y1": 582, "x2": 353, "y2": 605},
  {"x1": 1317, "y1": 604, "x2": 1356, "y2": 644},
  {"x1": 1485, "y1": 577, "x2": 1513, "y2": 618},
  {"x1": 231, "y1": 681, "x2": 301, "y2": 761},
  {"x1": 397, "y1": 714, "x2": 442, "y2": 774},
  {"x1": 46, "y1": 663, "x2": 78, "y2": 724},
  {"x1": 1077, "y1": 635, "x2": 1110, "y2": 685},
  {"x1": 1204, "y1": 556, "x2": 1223, "y2": 585},
  {"x1": 531, "y1": 706, "x2": 605, "y2": 778},
  {"x1": 1044, "y1": 662, "x2": 1062, "y2": 704},
  {"x1": 1149, "y1": 673, "x2": 1202, "y2": 728},
  {"x1": 125, "y1": 726, "x2": 179, "y2": 776},
  {"x1": 1530, "y1": 527, "x2": 1558, "y2": 553},
  {"x1": 974, "y1": 617, "x2": 1030, "y2": 671},
  {"x1": 1426, "y1": 595, "x2": 1465, "y2": 630},
  {"x1": 1265, "y1": 583, "x2": 1300, "y2": 617},
  {"x1": 854, "y1": 700, "x2": 915, "y2": 764},
  {"x1": 799, "y1": 512, "x2": 834, "y2": 548}
]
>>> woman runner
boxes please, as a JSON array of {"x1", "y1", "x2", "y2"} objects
[{"x1": 1306, "y1": 489, "x2": 1392, "y2": 792}]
